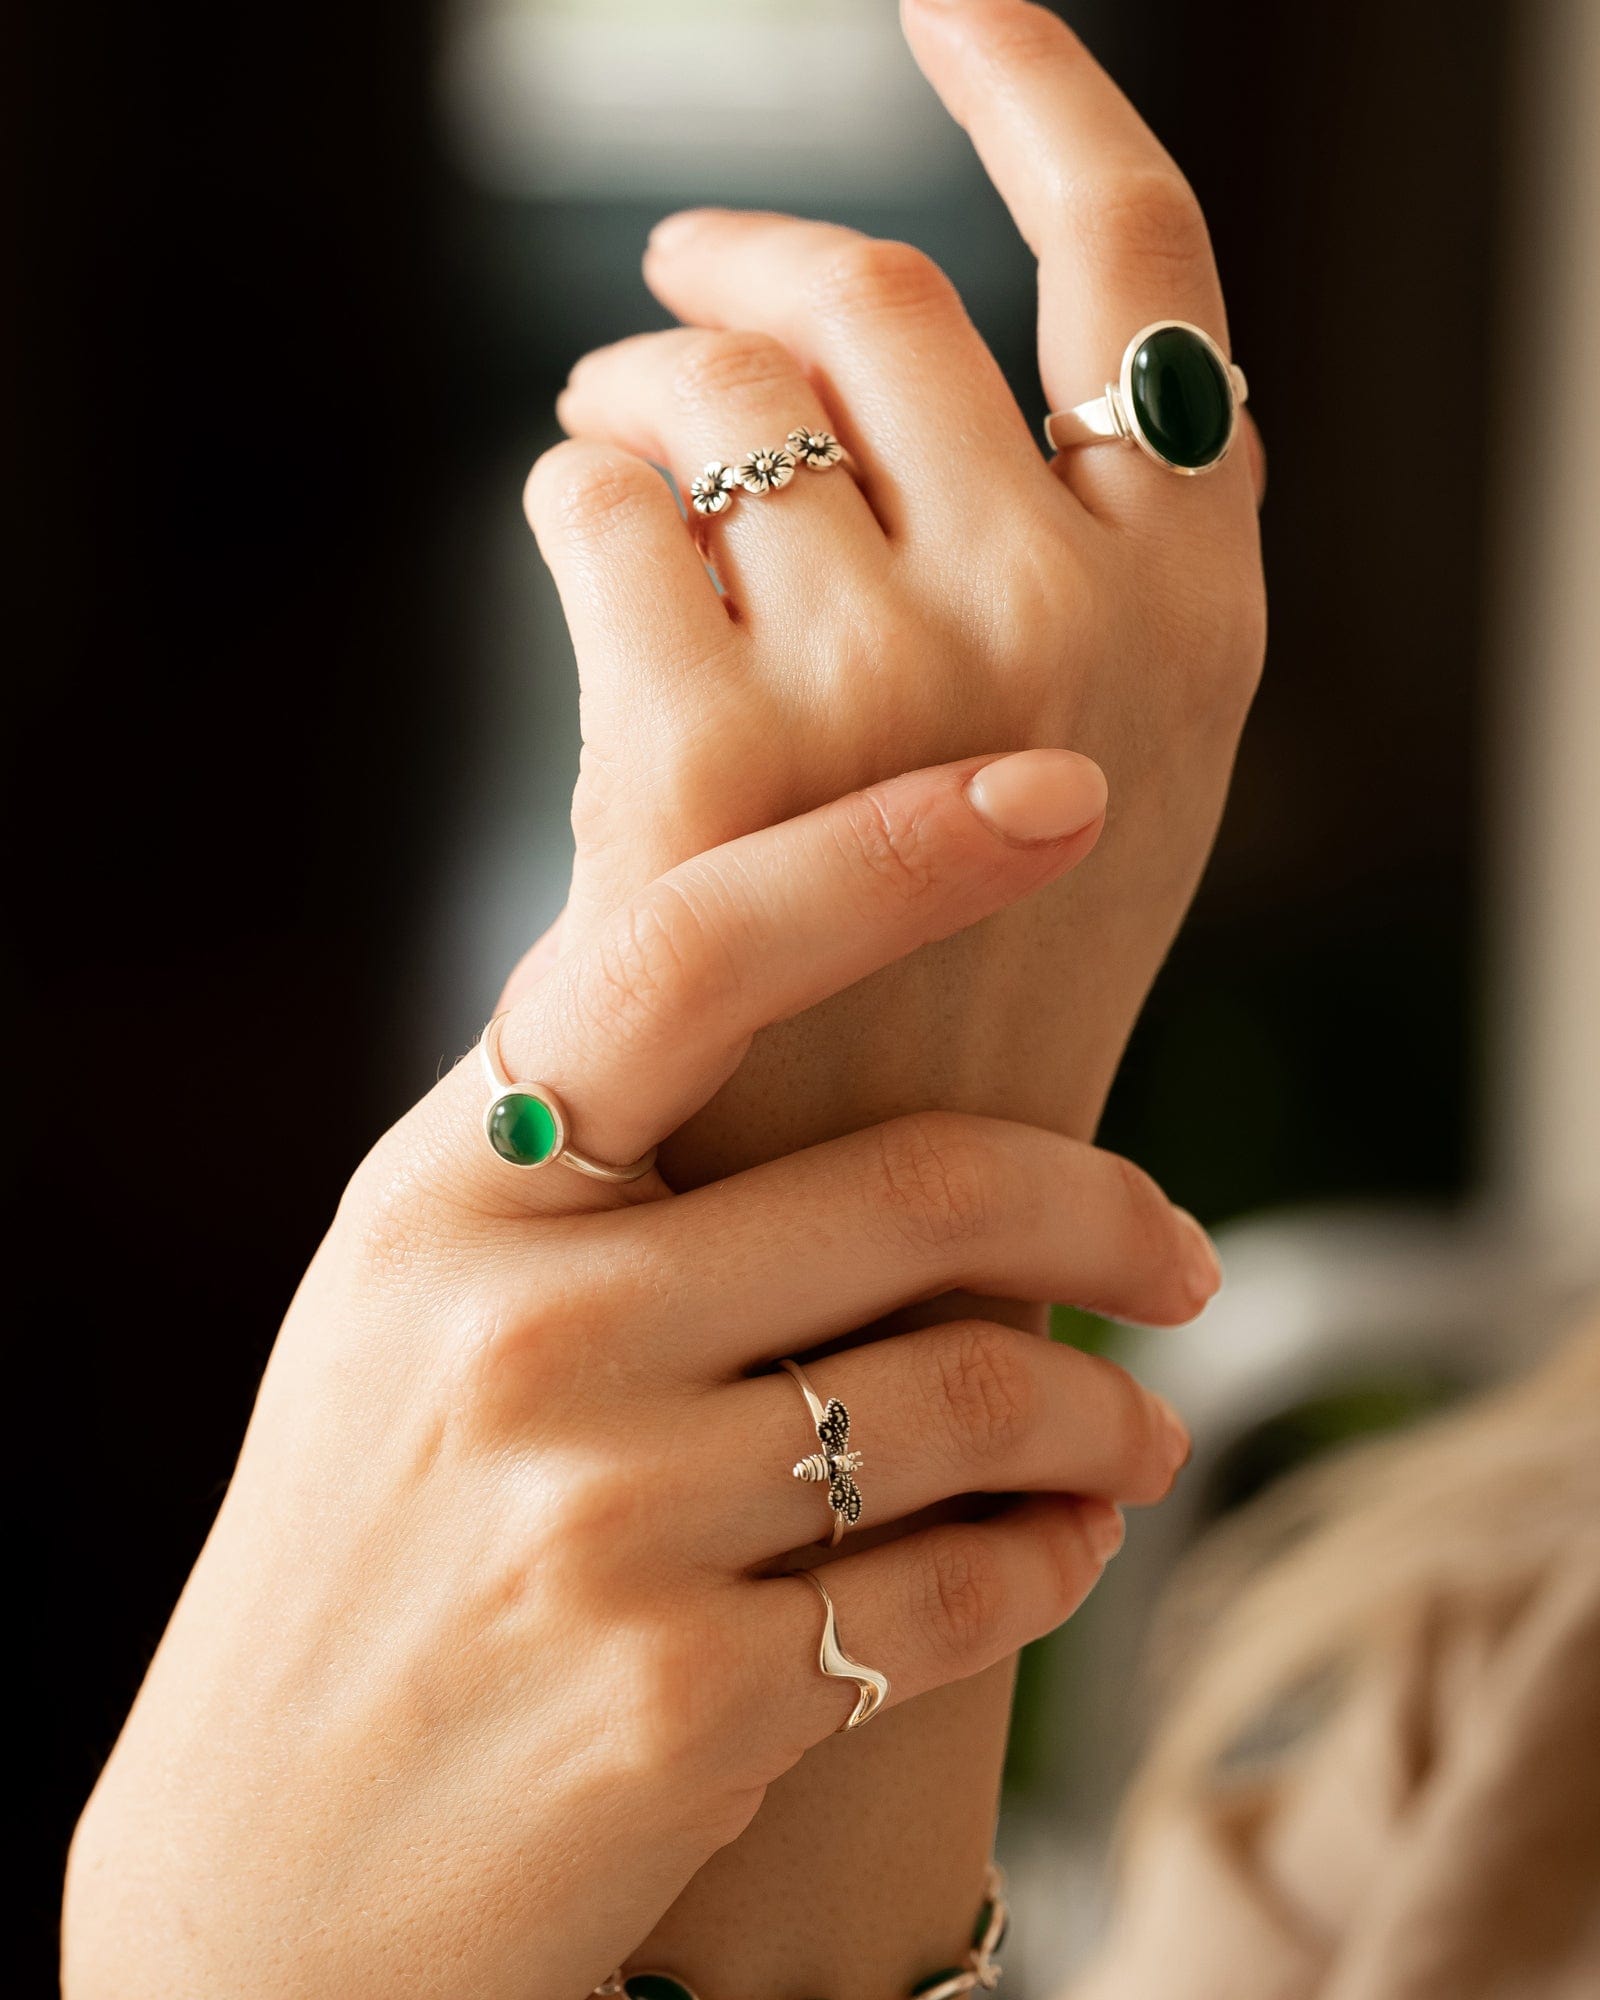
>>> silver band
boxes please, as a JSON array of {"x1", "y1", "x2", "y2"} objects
[
  {"x1": 478, "y1": 1014, "x2": 657, "y2": 1183},
  {"x1": 1044, "y1": 318, "x2": 1247, "y2": 475},
  {"x1": 799, "y1": 1569, "x2": 889, "y2": 1730},
  {"x1": 781, "y1": 1357, "x2": 863, "y2": 1548},
  {"x1": 689, "y1": 427, "x2": 851, "y2": 518}
]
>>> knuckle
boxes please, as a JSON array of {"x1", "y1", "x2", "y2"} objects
[
  {"x1": 1071, "y1": 168, "x2": 1211, "y2": 288},
  {"x1": 579, "y1": 882, "x2": 735, "y2": 1055},
  {"x1": 932, "y1": 1322, "x2": 1035, "y2": 1467},
  {"x1": 872, "y1": 1114, "x2": 997, "y2": 1253},
  {"x1": 922, "y1": 1527, "x2": 1004, "y2": 1666},
  {"x1": 533, "y1": 445, "x2": 662, "y2": 545},
  {"x1": 466, "y1": 1265, "x2": 628, "y2": 1430},
  {"x1": 806, "y1": 236, "x2": 956, "y2": 322},
  {"x1": 552, "y1": 1458, "x2": 653, "y2": 1560},
  {"x1": 671, "y1": 329, "x2": 800, "y2": 412},
  {"x1": 840, "y1": 784, "x2": 940, "y2": 912}
]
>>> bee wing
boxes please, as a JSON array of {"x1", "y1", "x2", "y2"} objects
[
  {"x1": 830, "y1": 1472, "x2": 863, "y2": 1525},
  {"x1": 817, "y1": 1398, "x2": 851, "y2": 1454}
]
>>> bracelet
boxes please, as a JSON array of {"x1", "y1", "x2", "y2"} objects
[{"x1": 593, "y1": 1864, "x2": 1008, "y2": 2000}]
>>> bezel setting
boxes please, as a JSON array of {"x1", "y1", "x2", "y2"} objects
[
  {"x1": 1116, "y1": 318, "x2": 1240, "y2": 475},
  {"x1": 483, "y1": 1083, "x2": 568, "y2": 1169}
]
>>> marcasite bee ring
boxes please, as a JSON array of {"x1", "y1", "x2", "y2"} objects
[{"x1": 781, "y1": 1357, "x2": 863, "y2": 1549}]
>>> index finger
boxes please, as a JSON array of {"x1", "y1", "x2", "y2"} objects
[
  {"x1": 404, "y1": 749, "x2": 1108, "y2": 1221},
  {"x1": 901, "y1": 0, "x2": 1237, "y2": 497}
]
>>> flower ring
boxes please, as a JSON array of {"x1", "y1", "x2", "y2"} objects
[
  {"x1": 737, "y1": 445, "x2": 798, "y2": 495},
  {"x1": 787, "y1": 427, "x2": 844, "y2": 470},
  {"x1": 689, "y1": 462, "x2": 740, "y2": 516}
]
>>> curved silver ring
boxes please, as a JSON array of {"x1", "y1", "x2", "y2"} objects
[
  {"x1": 478, "y1": 1014, "x2": 657, "y2": 1183},
  {"x1": 799, "y1": 1569, "x2": 888, "y2": 1730},
  {"x1": 781, "y1": 1357, "x2": 863, "y2": 1548},
  {"x1": 1044, "y1": 319, "x2": 1247, "y2": 476},
  {"x1": 689, "y1": 427, "x2": 852, "y2": 518}
]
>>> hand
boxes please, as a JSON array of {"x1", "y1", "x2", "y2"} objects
[
  {"x1": 64, "y1": 753, "x2": 1217, "y2": 2000},
  {"x1": 528, "y1": 0, "x2": 1267, "y2": 1182}
]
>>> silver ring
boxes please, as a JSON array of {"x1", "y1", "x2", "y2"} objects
[
  {"x1": 478, "y1": 1014, "x2": 657, "y2": 1182},
  {"x1": 1044, "y1": 319, "x2": 1247, "y2": 476},
  {"x1": 781, "y1": 1358, "x2": 863, "y2": 1548},
  {"x1": 689, "y1": 427, "x2": 850, "y2": 517},
  {"x1": 799, "y1": 1569, "x2": 888, "y2": 1730}
]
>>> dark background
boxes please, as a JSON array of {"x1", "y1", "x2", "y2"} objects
[{"x1": 18, "y1": 0, "x2": 1510, "y2": 1982}]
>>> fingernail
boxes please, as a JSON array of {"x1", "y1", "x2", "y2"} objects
[
  {"x1": 1083, "y1": 1501, "x2": 1126, "y2": 1564},
  {"x1": 648, "y1": 209, "x2": 702, "y2": 250},
  {"x1": 1153, "y1": 1395, "x2": 1192, "y2": 1471},
  {"x1": 1174, "y1": 1207, "x2": 1223, "y2": 1299},
  {"x1": 964, "y1": 749, "x2": 1107, "y2": 846}
]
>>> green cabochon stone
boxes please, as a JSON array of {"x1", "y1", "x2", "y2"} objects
[
  {"x1": 487, "y1": 1090, "x2": 558, "y2": 1166},
  {"x1": 1128, "y1": 325, "x2": 1232, "y2": 468},
  {"x1": 623, "y1": 1978, "x2": 699, "y2": 2000}
]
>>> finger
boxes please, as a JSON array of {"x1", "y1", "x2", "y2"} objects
[
  {"x1": 557, "y1": 325, "x2": 883, "y2": 618},
  {"x1": 901, "y1": 0, "x2": 1246, "y2": 514},
  {"x1": 709, "y1": 1320, "x2": 1186, "y2": 1566},
  {"x1": 756, "y1": 1495, "x2": 1125, "y2": 1739},
  {"x1": 609, "y1": 1112, "x2": 1221, "y2": 1362},
  {"x1": 522, "y1": 438, "x2": 738, "y2": 708},
  {"x1": 641, "y1": 209, "x2": 1045, "y2": 535},
  {"x1": 408, "y1": 749, "x2": 1109, "y2": 1218},
  {"x1": 1241, "y1": 409, "x2": 1268, "y2": 509}
]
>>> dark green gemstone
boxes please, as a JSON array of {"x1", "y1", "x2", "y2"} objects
[
  {"x1": 912, "y1": 1972, "x2": 964, "y2": 1996},
  {"x1": 1127, "y1": 324, "x2": 1232, "y2": 468},
  {"x1": 623, "y1": 1977, "x2": 698, "y2": 2000},
  {"x1": 486, "y1": 1089, "x2": 558, "y2": 1166}
]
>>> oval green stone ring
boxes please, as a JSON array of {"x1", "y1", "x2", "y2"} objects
[
  {"x1": 478, "y1": 1013, "x2": 657, "y2": 1182},
  {"x1": 1043, "y1": 319, "x2": 1247, "y2": 475}
]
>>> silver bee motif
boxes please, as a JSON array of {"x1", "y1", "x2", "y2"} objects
[
  {"x1": 787, "y1": 427, "x2": 844, "y2": 471},
  {"x1": 793, "y1": 1396, "x2": 864, "y2": 1526},
  {"x1": 736, "y1": 445, "x2": 798, "y2": 495},
  {"x1": 690, "y1": 462, "x2": 740, "y2": 516}
]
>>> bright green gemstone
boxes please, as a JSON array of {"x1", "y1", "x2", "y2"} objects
[
  {"x1": 487, "y1": 1090, "x2": 558, "y2": 1166},
  {"x1": 623, "y1": 1977, "x2": 698, "y2": 2000},
  {"x1": 1127, "y1": 324, "x2": 1232, "y2": 468}
]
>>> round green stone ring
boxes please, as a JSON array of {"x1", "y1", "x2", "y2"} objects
[
  {"x1": 478, "y1": 1013, "x2": 657, "y2": 1183},
  {"x1": 1043, "y1": 319, "x2": 1247, "y2": 475}
]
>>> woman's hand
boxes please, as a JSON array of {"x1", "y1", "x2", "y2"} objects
[
  {"x1": 527, "y1": 0, "x2": 1266, "y2": 1182},
  {"x1": 64, "y1": 753, "x2": 1216, "y2": 2000}
]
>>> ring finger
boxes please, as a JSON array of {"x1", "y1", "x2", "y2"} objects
[
  {"x1": 707, "y1": 1318, "x2": 1186, "y2": 1568},
  {"x1": 556, "y1": 325, "x2": 886, "y2": 618},
  {"x1": 744, "y1": 1492, "x2": 1126, "y2": 1751}
]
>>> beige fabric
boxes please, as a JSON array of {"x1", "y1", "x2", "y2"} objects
[{"x1": 1069, "y1": 1491, "x2": 1600, "y2": 2000}]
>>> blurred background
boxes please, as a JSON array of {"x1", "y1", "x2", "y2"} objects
[{"x1": 17, "y1": 0, "x2": 1597, "y2": 1986}]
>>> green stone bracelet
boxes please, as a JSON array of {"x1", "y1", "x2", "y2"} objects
[{"x1": 594, "y1": 1865, "x2": 1008, "y2": 2000}]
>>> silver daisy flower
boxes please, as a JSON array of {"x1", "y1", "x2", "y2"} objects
[
  {"x1": 736, "y1": 445, "x2": 797, "y2": 495},
  {"x1": 690, "y1": 462, "x2": 739, "y2": 515},
  {"x1": 787, "y1": 428, "x2": 844, "y2": 471}
]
